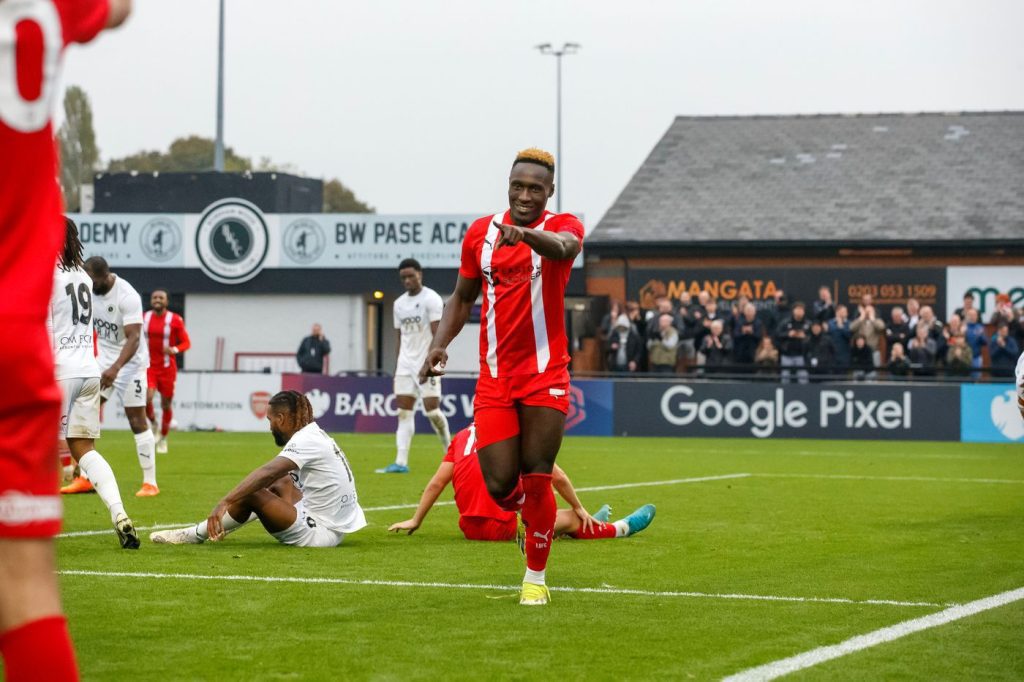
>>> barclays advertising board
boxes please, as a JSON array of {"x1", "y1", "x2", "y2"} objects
[
  {"x1": 960, "y1": 384, "x2": 1024, "y2": 443},
  {"x1": 614, "y1": 381, "x2": 961, "y2": 441},
  {"x1": 280, "y1": 374, "x2": 613, "y2": 437}
]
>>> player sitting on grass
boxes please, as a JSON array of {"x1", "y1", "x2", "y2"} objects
[
  {"x1": 150, "y1": 391, "x2": 366, "y2": 547},
  {"x1": 388, "y1": 424, "x2": 655, "y2": 541}
]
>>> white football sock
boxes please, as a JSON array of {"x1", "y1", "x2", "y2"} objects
[
  {"x1": 194, "y1": 511, "x2": 257, "y2": 541},
  {"x1": 613, "y1": 520, "x2": 629, "y2": 537},
  {"x1": 77, "y1": 450, "x2": 125, "y2": 522},
  {"x1": 134, "y1": 430, "x2": 157, "y2": 486},
  {"x1": 395, "y1": 409, "x2": 414, "y2": 467},
  {"x1": 425, "y1": 408, "x2": 451, "y2": 449},
  {"x1": 524, "y1": 568, "x2": 546, "y2": 586}
]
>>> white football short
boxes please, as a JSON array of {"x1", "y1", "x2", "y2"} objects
[
  {"x1": 58, "y1": 377, "x2": 101, "y2": 440},
  {"x1": 271, "y1": 499, "x2": 345, "y2": 548},
  {"x1": 393, "y1": 374, "x2": 441, "y2": 400},
  {"x1": 99, "y1": 367, "x2": 147, "y2": 408}
]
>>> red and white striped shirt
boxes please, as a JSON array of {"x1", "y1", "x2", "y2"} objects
[
  {"x1": 143, "y1": 309, "x2": 191, "y2": 369},
  {"x1": 459, "y1": 210, "x2": 583, "y2": 378}
]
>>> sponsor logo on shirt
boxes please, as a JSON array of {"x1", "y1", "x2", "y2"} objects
[{"x1": 195, "y1": 199, "x2": 270, "y2": 285}]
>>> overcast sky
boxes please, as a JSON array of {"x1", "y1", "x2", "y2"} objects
[{"x1": 61, "y1": 0, "x2": 1024, "y2": 226}]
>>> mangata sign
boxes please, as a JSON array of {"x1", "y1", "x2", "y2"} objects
[{"x1": 629, "y1": 267, "x2": 945, "y2": 317}]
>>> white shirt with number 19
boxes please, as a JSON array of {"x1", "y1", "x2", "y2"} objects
[
  {"x1": 393, "y1": 286, "x2": 444, "y2": 377},
  {"x1": 48, "y1": 266, "x2": 100, "y2": 381},
  {"x1": 92, "y1": 275, "x2": 149, "y2": 374}
]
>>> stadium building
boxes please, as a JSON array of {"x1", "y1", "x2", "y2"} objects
[{"x1": 578, "y1": 111, "x2": 1024, "y2": 370}]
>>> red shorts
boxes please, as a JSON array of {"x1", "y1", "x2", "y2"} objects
[
  {"x1": 473, "y1": 365, "x2": 570, "y2": 449},
  {"x1": 459, "y1": 515, "x2": 516, "y2": 542},
  {"x1": 0, "y1": 321, "x2": 64, "y2": 537},
  {"x1": 147, "y1": 364, "x2": 177, "y2": 398}
]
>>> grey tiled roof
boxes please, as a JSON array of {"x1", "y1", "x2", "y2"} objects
[{"x1": 592, "y1": 112, "x2": 1024, "y2": 244}]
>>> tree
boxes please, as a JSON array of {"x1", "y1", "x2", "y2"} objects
[
  {"x1": 107, "y1": 135, "x2": 252, "y2": 173},
  {"x1": 57, "y1": 86, "x2": 99, "y2": 211},
  {"x1": 323, "y1": 177, "x2": 373, "y2": 213}
]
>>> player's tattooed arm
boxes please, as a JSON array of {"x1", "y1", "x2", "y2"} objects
[
  {"x1": 206, "y1": 456, "x2": 296, "y2": 541},
  {"x1": 420, "y1": 275, "x2": 481, "y2": 382},
  {"x1": 492, "y1": 221, "x2": 581, "y2": 260}
]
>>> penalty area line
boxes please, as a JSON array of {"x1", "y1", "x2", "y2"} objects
[
  {"x1": 722, "y1": 585, "x2": 1024, "y2": 682},
  {"x1": 57, "y1": 570, "x2": 948, "y2": 608},
  {"x1": 57, "y1": 472, "x2": 752, "y2": 538}
]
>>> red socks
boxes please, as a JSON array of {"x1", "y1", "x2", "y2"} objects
[
  {"x1": 160, "y1": 406, "x2": 173, "y2": 438},
  {"x1": 571, "y1": 522, "x2": 618, "y2": 540},
  {"x1": 521, "y1": 473, "x2": 557, "y2": 572},
  {"x1": 0, "y1": 616, "x2": 79, "y2": 681},
  {"x1": 493, "y1": 481, "x2": 525, "y2": 513}
]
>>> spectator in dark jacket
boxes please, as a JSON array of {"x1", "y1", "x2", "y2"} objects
[
  {"x1": 850, "y1": 336, "x2": 876, "y2": 381},
  {"x1": 887, "y1": 342, "x2": 911, "y2": 379},
  {"x1": 776, "y1": 302, "x2": 810, "y2": 384},
  {"x1": 811, "y1": 286, "x2": 835, "y2": 323},
  {"x1": 828, "y1": 304, "x2": 852, "y2": 371},
  {"x1": 990, "y1": 323, "x2": 1021, "y2": 378},
  {"x1": 886, "y1": 306, "x2": 911, "y2": 354},
  {"x1": 700, "y1": 319, "x2": 733, "y2": 372},
  {"x1": 731, "y1": 303, "x2": 763, "y2": 367},
  {"x1": 606, "y1": 314, "x2": 643, "y2": 372},
  {"x1": 806, "y1": 320, "x2": 836, "y2": 378},
  {"x1": 297, "y1": 324, "x2": 331, "y2": 373}
]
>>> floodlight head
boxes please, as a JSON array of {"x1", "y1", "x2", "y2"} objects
[
  {"x1": 563, "y1": 42, "x2": 581, "y2": 53},
  {"x1": 536, "y1": 43, "x2": 553, "y2": 54}
]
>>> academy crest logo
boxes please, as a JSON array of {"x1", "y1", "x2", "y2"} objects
[
  {"x1": 139, "y1": 217, "x2": 182, "y2": 262},
  {"x1": 195, "y1": 199, "x2": 270, "y2": 284},
  {"x1": 282, "y1": 218, "x2": 326, "y2": 264},
  {"x1": 250, "y1": 391, "x2": 271, "y2": 419}
]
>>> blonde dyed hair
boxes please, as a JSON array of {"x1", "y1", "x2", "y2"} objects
[{"x1": 513, "y1": 147, "x2": 555, "y2": 171}]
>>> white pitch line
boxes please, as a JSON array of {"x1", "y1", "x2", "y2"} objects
[
  {"x1": 722, "y1": 586, "x2": 1024, "y2": 682},
  {"x1": 57, "y1": 473, "x2": 751, "y2": 538},
  {"x1": 752, "y1": 473, "x2": 1024, "y2": 485},
  {"x1": 57, "y1": 570, "x2": 947, "y2": 608}
]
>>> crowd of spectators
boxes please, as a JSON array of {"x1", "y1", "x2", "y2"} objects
[{"x1": 600, "y1": 288, "x2": 1024, "y2": 382}]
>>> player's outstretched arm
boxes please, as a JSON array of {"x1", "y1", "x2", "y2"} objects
[
  {"x1": 551, "y1": 464, "x2": 597, "y2": 534},
  {"x1": 420, "y1": 275, "x2": 481, "y2": 382},
  {"x1": 388, "y1": 462, "x2": 455, "y2": 535},
  {"x1": 493, "y1": 221, "x2": 581, "y2": 261},
  {"x1": 206, "y1": 456, "x2": 296, "y2": 541}
]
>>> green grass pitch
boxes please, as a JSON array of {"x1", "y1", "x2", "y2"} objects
[{"x1": 47, "y1": 431, "x2": 1023, "y2": 680}]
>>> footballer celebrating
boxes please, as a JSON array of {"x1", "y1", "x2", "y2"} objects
[
  {"x1": 49, "y1": 219, "x2": 139, "y2": 549},
  {"x1": 150, "y1": 391, "x2": 366, "y2": 547},
  {"x1": 420, "y1": 148, "x2": 583, "y2": 605},
  {"x1": 388, "y1": 424, "x2": 655, "y2": 542},
  {"x1": 378, "y1": 258, "x2": 451, "y2": 474},
  {"x1": 143, "y1": 289, "x2": 191, "y2": 454},
  {"x1": 65, "y1": 256, "x2": 158, "y2": 497}
]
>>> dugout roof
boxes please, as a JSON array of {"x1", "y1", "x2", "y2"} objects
[{"x1": 591, "y1": 111, "x2": 1024, "y2": 250}]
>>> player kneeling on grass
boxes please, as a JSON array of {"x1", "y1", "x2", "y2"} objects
[
  {"x1": 150, "y1": 391, "x2": 366, "y2": 547},
  {"x1": 388, "y1": 424, "x2": 655, "y2": 541}
]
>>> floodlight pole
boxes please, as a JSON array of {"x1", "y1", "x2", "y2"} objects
[
  {"x1": 536, "y1": 42, "x2": 579, "y2": 213},
  {"x1": 214, "y1": 0, "x2": 225, "y2": 172}
]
